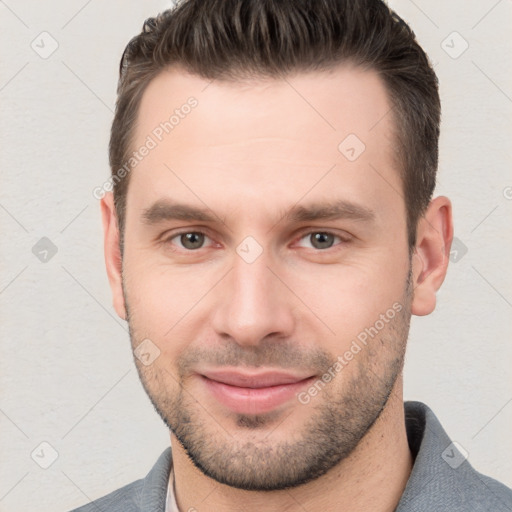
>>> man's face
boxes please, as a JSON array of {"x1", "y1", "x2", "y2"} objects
[{"x1": 120, "y1": 64, "x2": 413, "y2": 490}]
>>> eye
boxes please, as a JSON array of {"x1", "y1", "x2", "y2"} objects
[
  {"x1": 162, "y1": 229, "x2": 349, "y2": 253},
  {"x1": 165, "y1": 231, "x2": 213, "y2": 250},
  {"x1": 296, "y1": 231, "x2": 346, "y2": 250}
]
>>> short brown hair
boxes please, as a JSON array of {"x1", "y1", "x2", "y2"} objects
[{"x1": 110, "y1": 0, "x2": 440, "y2": 248}]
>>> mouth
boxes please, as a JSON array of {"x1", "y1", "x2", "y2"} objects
[{"x1": 198, "y1": 369, "x2": 316, "y2": 415}]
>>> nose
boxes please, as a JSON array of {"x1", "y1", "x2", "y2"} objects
[{"x1": 211, "y1": 247, "x2": 296, "y2": 348}]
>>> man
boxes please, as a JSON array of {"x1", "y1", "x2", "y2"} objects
[{"x1": 73, "y1": 0, "x2": 512, "y2": 510}]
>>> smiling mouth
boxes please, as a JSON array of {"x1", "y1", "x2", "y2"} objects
[{"x1": 199, "y1": 369, "x2": 316, "y2": 415}]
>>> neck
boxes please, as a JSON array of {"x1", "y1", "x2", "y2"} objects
[{"x1": 170, "y1": 377, "x2": 413, "y2": 512}]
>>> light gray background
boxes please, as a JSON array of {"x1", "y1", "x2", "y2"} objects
[{"x1": 0, "y1": 1, "x2": 511, "y2": 511}]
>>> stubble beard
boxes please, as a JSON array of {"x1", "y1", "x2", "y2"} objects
[{"x1": 124, "y1": 274, "x2": 412, "y2": 491}]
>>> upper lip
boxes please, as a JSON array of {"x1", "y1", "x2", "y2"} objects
[{"x1": 200, "y1": 369, "x2": 314, "y2": 388}]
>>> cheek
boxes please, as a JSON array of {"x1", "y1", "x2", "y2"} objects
[
  {"x1": 123, "y1": 230, "x2": 409, "y2": 355},
  {"x1": 285, "y1": 252, "x2": 408, "y2": 342},
  {"x1": 123, "y1": 257, "x2": 216, "y2": 341}
]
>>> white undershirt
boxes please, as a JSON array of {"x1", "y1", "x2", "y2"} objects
[{"x1": 165, "y1": 468, "x2": 181, "y2": 512}]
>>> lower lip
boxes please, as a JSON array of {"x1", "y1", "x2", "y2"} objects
[{"x1": 201, "y1": 375, "x2": 314, "y2": 415}]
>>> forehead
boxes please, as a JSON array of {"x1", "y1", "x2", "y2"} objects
[
  {"x1": 135, "y1": 63, "x2": 394, "y2": 148},
  {"x1": 126, "y1": 64, "x2": 402, "y2": 226}
]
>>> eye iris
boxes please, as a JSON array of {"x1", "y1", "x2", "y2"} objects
[
  {"x1": 177, "y1": 233, "x2": 336, "y2": 250},
  {"x1": 181, "y1": 232, "x2": 204, "y2": 250},
  {"x1": 311, "y1": 232, "x2": 334, "y2": 249}
]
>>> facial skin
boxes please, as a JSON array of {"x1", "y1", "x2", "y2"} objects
[{"x1": 102, "y1": 64, "x2": 453, "y2": 511}]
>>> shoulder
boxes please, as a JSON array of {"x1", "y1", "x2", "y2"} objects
[
  {"x1": 69, "y1": 479, "x2": 145, "y2": 512},
  {"x1": 398, "y1": 401, "x2": 512, "y2": 511},
  {"x1": 67, "y1": 447, "x2": 173, "y2": 512},
  {"x1": 473, "y1": 472, "x2": 512, "y2": 510}
]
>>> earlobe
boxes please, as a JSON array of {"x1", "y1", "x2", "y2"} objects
[
  {"x1": 101, "y1": 192, "x2": 127, "y2": 320},
  {"x1": 411, "y1": 196, "x2": 453, "y2": 317}
]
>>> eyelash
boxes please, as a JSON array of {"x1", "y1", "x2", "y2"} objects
[{"x1": 161, "y1": 229, "x2": 351, "y2": 252}]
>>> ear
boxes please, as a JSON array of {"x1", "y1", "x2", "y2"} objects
[
  {"x1": 411, "y1": 196, "x2": 453, "y2": 316},
  {"x1": 101, "y1": 192, "x2": 127, "y2": 320}
]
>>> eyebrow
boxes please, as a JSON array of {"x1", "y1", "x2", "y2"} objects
[{"x1": 141, "y1": 198, "x2": 375, "y2": 226}]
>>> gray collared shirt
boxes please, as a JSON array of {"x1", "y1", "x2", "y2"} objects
[{"x1": 70, "y1": 401, "x2": 512, "y2": 511}]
